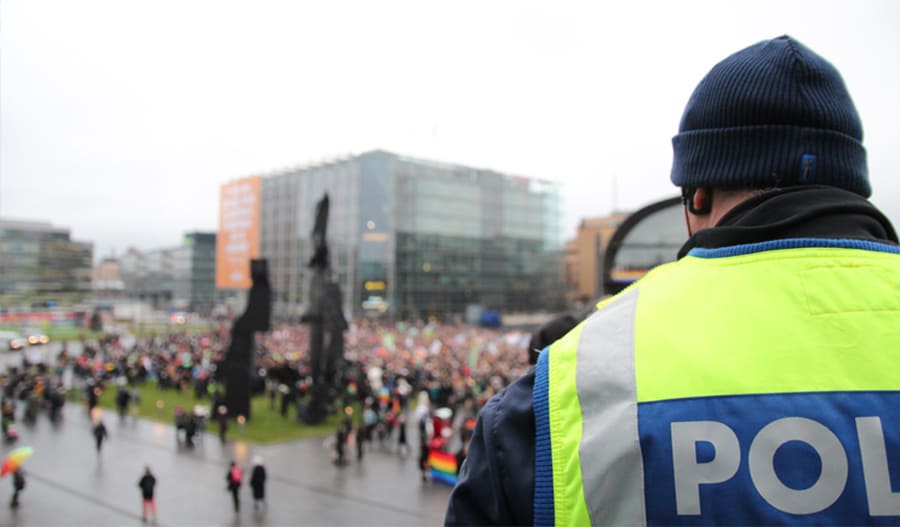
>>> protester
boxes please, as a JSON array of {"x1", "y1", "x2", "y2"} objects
[
  {"x1": 217, "y1": 406, "x2": 228, "y2": 444},
  {"x1": 226, "y1": 461, "x2": 242, "y2": 513},
  {"x1": 446, "y1": 35, "x2": 900, "y2": 525},
  {"x1": 335, "y1": 417, "x2": 350, "y2": 466},
  {"x1": 1, "y1": 398, "x2": 14, "y2": 440},
  {"x1": 250, "y1": 456, "x2": 266, "y2": 511},
  {"x1": 86, "y1": 382, "x2": 98, "y2": 413},
  {"x1": 184, "y1": 413, "x2": 197, "y2": 448},
  {"x1": 396, "y1": 412, "x2": 409, "y2": 456},
  {"x1": 115, "y1": 385, "x2": 131, "y2": 418},
  {"x1": 0, "y1": 315, "x2": 538, "y2": 509},
  {"x1": 138, "y1": 466, "x2": 157, "y2": 523},
  {"x1": 9, "y1": 469, "x2": 24, "y2": 509},
  {"x1": 417, "y1": 416, "x2": 430, "y2": 483},
  {"x1": 355, "y1": 420, "x2": 366, "y2": 461},
  {"x1": 93, "y1": 419, "x2": 108, "y2": 454}
]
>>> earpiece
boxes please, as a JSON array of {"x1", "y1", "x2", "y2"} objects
[{"x1": 681, "y1": 187, "x2": 712, "y2": 215}]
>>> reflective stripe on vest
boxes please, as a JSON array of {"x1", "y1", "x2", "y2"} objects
[{"x1": 534, "y1": 238, "x2": 900, "y2": 526}]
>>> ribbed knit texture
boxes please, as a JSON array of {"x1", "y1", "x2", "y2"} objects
[
  {"x1": 533, "y1": 347, "x2": 555, "y2": 527},
  {"x1": 671, "y1": 35, "x2": 870, "y2": 197}
]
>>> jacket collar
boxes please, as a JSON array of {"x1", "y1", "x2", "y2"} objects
[{"x1": 677, "y1": 186, "x2": 899, "y2": 259}]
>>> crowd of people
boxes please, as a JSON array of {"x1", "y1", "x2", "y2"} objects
[
  {"x1": 267, "y1": 318, "x2": 532, "y2": 478},
  {"x1": 0, "y1": 316, "x2": 535, "y2": 513}
]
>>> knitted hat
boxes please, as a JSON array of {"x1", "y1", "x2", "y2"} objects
[{"x1": 671, "y1": 35, "x2": 869, "y2": 197}]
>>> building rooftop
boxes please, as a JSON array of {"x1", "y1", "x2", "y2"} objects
[
  {"x1": 229, "y1": 149, "x2": 558, "y2": 187},
  {"x1": 0, "y1": 218, "x2": 70, "y2": 235}
]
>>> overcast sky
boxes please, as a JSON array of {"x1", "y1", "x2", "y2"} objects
[{"x1": 2, "y1": 0, "x2": 899, "y2": 259}]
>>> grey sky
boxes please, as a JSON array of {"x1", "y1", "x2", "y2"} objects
[{"x1": 2, "y1": 0, "x2": 899, "y2": 259}]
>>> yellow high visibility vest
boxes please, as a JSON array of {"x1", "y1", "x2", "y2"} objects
[{"x1": 534, "y1": 239, "x2": 900, "y2": 526}]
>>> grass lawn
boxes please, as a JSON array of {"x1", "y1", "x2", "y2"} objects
[
  {"x1": 0, "y1": 322, "x2": 211, "y2": 342},
  {"x1": 45, "y1": 326, "x2": 102, "y2": 341},
  {"x1": 97, "y1": 383, "x2": 348, "y2": 444},
  {"x1": 0, "y1": 324, "x2": 101, "y2": 342}
]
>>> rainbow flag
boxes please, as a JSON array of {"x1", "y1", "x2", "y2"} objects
[
  {"x1": 610, "y1": 269, "x2": 649, "y2": 281},
  {"x1": 429, "y1": 449, "x2": 458, "y2": 486}
]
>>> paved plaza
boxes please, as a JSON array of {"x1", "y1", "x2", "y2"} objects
[{"x1": 0, "y1": 402, "x2": 451, "y2": 526}]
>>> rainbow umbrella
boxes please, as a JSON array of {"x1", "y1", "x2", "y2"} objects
[{"x1": 1, "y1": 446, "x2": 33, "y2": 477}]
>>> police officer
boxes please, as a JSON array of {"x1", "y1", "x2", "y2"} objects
[{"x1": 446, "y1": 35, "x2": 900, "y2": 526}]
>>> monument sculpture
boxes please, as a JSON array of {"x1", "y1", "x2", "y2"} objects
[
  {"x1": 300, "y1": 194, "x2": 348, "y2": 424},
  {"x1": 223, "y1": 258, "x2": 271, "y2": 421}
]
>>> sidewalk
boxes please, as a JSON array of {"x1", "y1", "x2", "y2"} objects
[{"x1": 0, "y1": 405, "x2": 450, "y2": 526}]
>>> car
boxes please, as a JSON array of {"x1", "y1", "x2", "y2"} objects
[
  {"x1": 23, "y1": 328, "x2": 49, "y2": 346},
  {"x1": 0, "y1": 331, "x2": 27, "y2": 351}
]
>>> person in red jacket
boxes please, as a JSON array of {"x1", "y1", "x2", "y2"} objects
[{"x1": 226, "y1": 461, "x2": 242, "y2": 513}]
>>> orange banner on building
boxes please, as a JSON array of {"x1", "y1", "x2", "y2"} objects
[{"x1": 216, "y1": 176, "x2": 260, "y2": 289}]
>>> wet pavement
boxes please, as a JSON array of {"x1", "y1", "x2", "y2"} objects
[{"x1": 0, "y1": 403, "x2": 451, "y2": 526}]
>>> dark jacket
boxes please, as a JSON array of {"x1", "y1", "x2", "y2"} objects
[
  {"x1": 445, "y1": 186, "x2": 898, "y2": 526},
  {"x1": 139, "y1": 474, "x2": 156, "y2": 500},
  {"x1": 13, "y1": 470, "x2": 25, "y2": 491},
  {"x1": 93, "y1": 422, "x2": 107, "y2": 440},
  {"x1": 250, "y1": 465, "x2": 266, "y2": 499}
]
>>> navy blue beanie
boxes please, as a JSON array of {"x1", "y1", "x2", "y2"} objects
[{"x1": 671, "y1": 35, "x2": 870, "y2": 197}]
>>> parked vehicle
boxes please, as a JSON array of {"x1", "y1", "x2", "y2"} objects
[
  {"x1": 23, "y1": 327, "x2": 49, "y2": 346},
  {"x1": 0, "y1": 331, "x2": 27, "y2": 351}
]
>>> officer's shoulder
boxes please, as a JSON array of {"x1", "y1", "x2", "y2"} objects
[
  {"x1": 585, "y1": 259, "x2": 690, "y2": 318},
  {"x1": 479, "y1": 369, "x2": 536, "y2": 426}
]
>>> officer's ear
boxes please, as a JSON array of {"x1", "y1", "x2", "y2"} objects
[{"x1": 682, "y1": 186, "x2": 713, "y2": 215}]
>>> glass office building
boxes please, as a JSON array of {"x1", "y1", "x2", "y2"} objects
[
  {"x1": 120, "y1": 232, "x2": 217, "y2": 312},
  {"x1": 0, "y1": 219, "x2": 93, "y2": 307},
  {"x1": 257, "y1": 150, "x2": 565, "y2": 319}
]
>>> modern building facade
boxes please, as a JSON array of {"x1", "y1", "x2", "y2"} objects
[
  {"x1": 178, "y1": 232, "x2": 218, "y2": 312},
  {"x1": 0, "y1": 219, "x2": 94, "y2": 308},
  {"x1": 120, "y1": 232, "x2": 217, "y2": 313},
  {"x1": 563, "y1": 213, "x2": 627, "y2": 303},
  {"x1": 244, "y1": 150, "x2": 565, "y2": 319},
  {"x1": 91, "y1": 257, "x2": 125, "y2": 299}
]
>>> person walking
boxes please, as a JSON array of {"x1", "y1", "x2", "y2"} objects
[
  {"x1": 217, "y1": 406, "x2": 228, "y2": 444},
  {"x1": 1, "y1": 398, "x2": 14, "y2": 441},
  {"x1": 138, "y1": 466, "x2": 156, "y2": 523},
  {"x1": 9, "y1": 469, "x2": 24, "y2": 509},
  {"x1": 85, "y1": 383, "x2": 98, "y2": 413},
  {"x1": 184, "y1": 414, "x2": 197, "y2": 449},
  {"x1": 447, "y1": 35, "x2": 900, "y2": 526},
  {"x1": 396, "y1": 412, "x2": 409, "y2": 456},
  {"x1": 225, "y1": 461, "x2": 242, "y2": 513},
  {"x1": 355, "y1": 420, "x2": 366, "y2": 461},
  {"x1": 93, "y1": 419, "x2": 108, "y2": 454},
  {"x1": 249, "y1": 456, "x2": 266, "y2": 511},
  {"x1": 335, "y1": 418, "x2": 350, "y2": 466},
  {"x1": 115, "y1": 386, "x2": 131, "y2": 418},
  {"x1": 417, "y1": 415, "x2": 430, "y2": 483},
  {"x1": 414, "y1": 392, "x2": 431, "y2": 482}
]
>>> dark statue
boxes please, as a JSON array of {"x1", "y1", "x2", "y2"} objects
[
  {"x1": 223, "y1": 259, "x2": 271, "y2": 421},
  {"x1": 299, "y1": 194, "x2": 348, "y2": 424}
]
